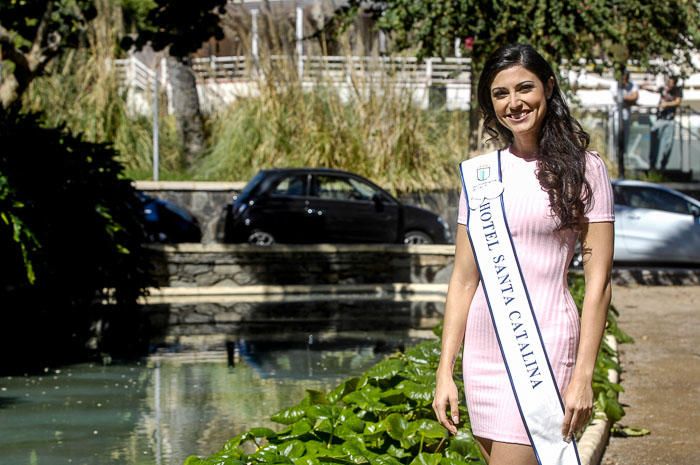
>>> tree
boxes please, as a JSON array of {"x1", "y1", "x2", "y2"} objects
[
  {"x1": 0, "y1": 0, "x2": 96, "y2": 111},
  {"x1": 336, "y1": 0, "x2": 700, "y2": 164},
  {"x1": 121, "y1": 0, "x2": 227, "y2": 166}
]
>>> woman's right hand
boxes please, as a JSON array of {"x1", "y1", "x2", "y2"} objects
[{"x1": 432, "y1": 371, "x2": 460, "y2": 434}]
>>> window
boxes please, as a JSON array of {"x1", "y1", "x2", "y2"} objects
[
  {"x1": 621, "y1": 186, "x2": 692, "y2": 215},
  {"x1": 312, "y1": 175, "x2": 368, "y2": 201},
  {"x1": 271, "y1": 174, "x2": 307, "y2": 197}
]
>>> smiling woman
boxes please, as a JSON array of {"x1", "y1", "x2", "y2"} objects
[{"x1": 433, "y1": 44, "x2": 615, "y2": 465}]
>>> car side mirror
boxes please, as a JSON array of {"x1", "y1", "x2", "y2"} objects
[{"x1": 691, "y1": 205, "x2": 700, "y2": 218}]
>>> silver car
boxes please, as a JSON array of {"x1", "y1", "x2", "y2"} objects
[{"x1": 612, "y1": 180, "x2": 700, "y2": 264}]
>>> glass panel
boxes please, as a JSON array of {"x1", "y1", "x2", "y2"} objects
[
  {"x1": 271, "y1": 174, "x2": 306, "y2": 197},
  {"x1": 313, "y1": 175, "x2": 364, "y2": 201},
  {"x1": 622, "y1": 186, "x2": 691, "y2": 214}
]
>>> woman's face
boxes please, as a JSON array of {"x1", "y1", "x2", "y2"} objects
[{"x1": 489, "y1": 65, "x2": 553, "y2": 144}]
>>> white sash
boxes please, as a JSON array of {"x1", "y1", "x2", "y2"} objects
[{"x1": 459, "y1": 151, "x2": 580, "y2": 465}]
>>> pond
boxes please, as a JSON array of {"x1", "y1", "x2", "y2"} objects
[{"x1": 0, "y1": 298, "x2": 444, "y2": 465}]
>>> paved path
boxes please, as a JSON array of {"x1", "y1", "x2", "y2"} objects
[{"x1": 601, "y1": 285, "x2": 700, "y2": 465}]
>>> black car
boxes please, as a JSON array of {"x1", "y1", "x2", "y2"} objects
[
  {"x1": 138, "y1": 192, "x2": 202, "y2": 243},
  {"x1": 223, "y1": 168, "x2": 451, "y2": 245}
]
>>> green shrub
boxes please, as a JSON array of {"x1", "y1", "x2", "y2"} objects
[{"x1": 0, "y1": 112, "x2": 153, "y2": 372}]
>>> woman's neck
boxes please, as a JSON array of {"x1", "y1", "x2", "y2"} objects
[{"x1": 510, "y1": 138, "x2": 539, "y2": 158}]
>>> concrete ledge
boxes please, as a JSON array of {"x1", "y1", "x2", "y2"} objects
[
  {"x1": 134, "y1": 180, "x2": 245, "y2": 191},
  {"x1": 145, "y1": 242, "x2": 456, "y2": 255},
  {"x1": 139, "y1": 283, "x2": 449, "y2": 304},
  {"x1": 577, "y1": 334, "x2": 619, "y2": 465}
]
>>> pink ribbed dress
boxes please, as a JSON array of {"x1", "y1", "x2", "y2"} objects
[{"x1": 456, "y1": 148, "x2": 614, "y2": 445}]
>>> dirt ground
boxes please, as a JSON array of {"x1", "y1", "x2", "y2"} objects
[{"x1": 601, "y1": 285, "x2": 700, "y2": 465}]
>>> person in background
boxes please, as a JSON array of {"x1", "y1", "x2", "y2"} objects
[
  {"x1": 617, "y1": 71, "x2": 639, "y2": 158},
  {"x1": 642, "y1": 76, "x2": 683, "y2": 171}
]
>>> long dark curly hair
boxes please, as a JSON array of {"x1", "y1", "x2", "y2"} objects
[{"x1": 477, "y1": 43, "x2": 592, "y2": 230}]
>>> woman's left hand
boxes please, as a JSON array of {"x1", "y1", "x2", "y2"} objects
[{"x1": 561, "y1": 377, "x2": 594, "y2": 441}]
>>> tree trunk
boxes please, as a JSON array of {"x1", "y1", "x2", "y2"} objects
[{"x1": 167, "y1": 55, "x2": 205, "y2": 166}]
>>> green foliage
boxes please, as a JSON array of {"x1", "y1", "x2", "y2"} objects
[
  {"x1": 0, "y1": 0, "x2": 97, "y2": 52},
  {"x1": 0, "y1": 111, "x2": 153, "y2": 371},
  {"x1": 119, "y1": 0, "x2": 227, "y2": 57},
  {"x1": 0, "y1": 174, "x2": 38, "y2": 284},
  {"x1": 187, "y1": 277, "x2": 630, "y2": 464},
  {"x1": 340, "y1": 1, "x2": 700, "y2": 76}
]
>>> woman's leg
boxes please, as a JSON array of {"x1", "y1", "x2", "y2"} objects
[{"x1": 475, "y1": 437, "x2": 538, "y2": 465}]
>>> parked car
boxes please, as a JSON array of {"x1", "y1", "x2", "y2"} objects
[
  {"x1": 223, "y1": 168, "x2": 451, "y2": 245},
  {"x1": 138, "y1": 193, "x2": 202, "y2": 243},
  {"x1": 611, "y1": 180, "x2": 700, "y2": 264}
]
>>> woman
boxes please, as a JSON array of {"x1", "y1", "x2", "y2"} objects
[{"x1": 432, "y1": 44, "x2": 614, "y2": 465}]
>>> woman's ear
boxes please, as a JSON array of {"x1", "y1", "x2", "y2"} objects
[{"x1": 546, "y1": 76, "x2": 555, "y2": 99}]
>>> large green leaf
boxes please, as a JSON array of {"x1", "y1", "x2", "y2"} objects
[
  {"x1": 409, "y1": 453, "x2": 442, "y2": 465},
  {"x1": 279, "y1": 440, "x2": 306, "y2": 458},
  {"x1": 273, "y1": 405, "x2": 309, "y2": 425},
  {"x1": 384, "y1": 414, "x2": 408, "y2": 441},
  {"x1": 343, "y1": 386, "x2": 385, "y2": 412},
  {"x1": 368, "y1": 455, "x2": 403, "y2": 465},
  {"x1": 339, "y1": 408, "x2": 366, "y2": 433},
  {"x1": 379, "y1": 389, "x2": 408, "y2": 406},
  {"x1": 364, "y1": 359, "x2": 405, "y2": 381},
  {"x1": 328, "y1": 378, "x2": 360, "y2": 404},
  {"x1": 249, "y1": 427, "x2": 278, "y2": 439},
  {"x1": 386, "y1": 444, "x2": 412, "y2": 459},
  {"x1": 403, "y1": 419, "x2": 448, "y2": 448},
  {"x1": 306, "y1": 389, "x2": 329, "y2": 405},
  {"x1": 395, "y1": 380, "x2": 434, "y2": 405},
  {"x1": 292, "y1": 457, "x2": 322, "y2": 465}
]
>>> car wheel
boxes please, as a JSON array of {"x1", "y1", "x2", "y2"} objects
[
  {"x1": 403, "y1": 230, "x2": 433, "y2": 244},
  {"x1": 248, "y1": 230, "x2": 275, "y2": 246}
]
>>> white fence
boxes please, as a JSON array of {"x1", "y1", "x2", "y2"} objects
[{"x1": 114, "y1": 54, "x2": 473, "y2": 114}]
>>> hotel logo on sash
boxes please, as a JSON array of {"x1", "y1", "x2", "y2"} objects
[{"x1": 477, "y1": 165, "x2": 490, "y2": 181}]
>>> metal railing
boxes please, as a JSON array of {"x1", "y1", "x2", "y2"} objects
[{"x1": 188, "y1": 55, "x2": 472, "y2": 84}]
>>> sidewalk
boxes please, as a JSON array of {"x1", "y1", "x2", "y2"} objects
[{"x1": 602, "y1": 285, "x2": 700, "y2": 465}]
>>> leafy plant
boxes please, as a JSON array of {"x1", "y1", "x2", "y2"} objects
[{"x1": 186, "y1": 276, "x2": 631, "y2": 464}]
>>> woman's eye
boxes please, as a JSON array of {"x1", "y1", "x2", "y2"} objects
[{"x1": 492, "y1": 91, "x2": 508, "y2": 99}]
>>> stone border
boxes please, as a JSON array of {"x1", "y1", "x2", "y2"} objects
[
  {"x1": 139, "y1": 283, "x2": 449, "y2": 304},
  {"x1": 577, "y1": 334, "x2": 619, "y2": 465},
  {"x1": 145, "y1": 243, "x2": 456, "y2": 254},
  {"x1": 134, "y1": 180, "x2": 245, "y2": 191}
]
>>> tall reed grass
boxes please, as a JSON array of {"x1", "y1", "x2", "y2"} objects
[{"x1": 195, "y1": 58, "x2": 470, "y2": 193}]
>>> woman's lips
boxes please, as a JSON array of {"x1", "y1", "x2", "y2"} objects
[{"x1": 506, "y1": 110, "x2": 532, "y2": 122}]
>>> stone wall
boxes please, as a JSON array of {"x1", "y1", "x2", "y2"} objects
[{"x1": 147, "y1": 243, "x2": 456, "y2": 287}]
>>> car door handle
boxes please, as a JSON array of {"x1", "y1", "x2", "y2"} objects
[{"x1": 626, "y1": 214, "x2": 641, "y2": 220}]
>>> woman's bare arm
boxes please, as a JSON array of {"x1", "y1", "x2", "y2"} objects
[
  {"x1": 561, "y1": 221, "x2": 614, "y2": 439},
  {"x1": 433, "y1": 224, "x2": 480, "y2": 434}
]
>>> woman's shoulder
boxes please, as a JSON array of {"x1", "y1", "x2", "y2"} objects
[{"x1": 584, "y1": 150, "x2": 610, "y2": 172}]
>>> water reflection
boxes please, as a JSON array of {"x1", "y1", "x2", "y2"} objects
[{"x1": 0, "y1": 299, "x2": 443, "y2": 465}]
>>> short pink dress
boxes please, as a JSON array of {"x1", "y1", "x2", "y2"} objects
[{"x1": 456, "y1": 148, "x2": 614, "y2": 445}]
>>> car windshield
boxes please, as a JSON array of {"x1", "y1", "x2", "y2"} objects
[{"x1": 235, "y1": 171, "x2": 266, "y2": 206}]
